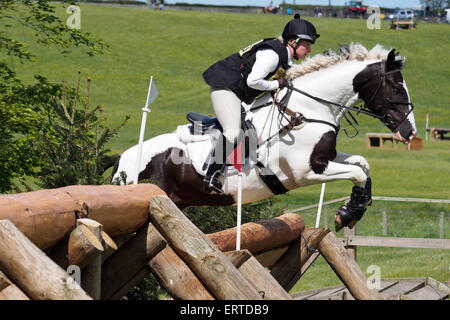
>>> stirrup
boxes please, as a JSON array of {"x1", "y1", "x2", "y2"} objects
[{"x1": 202, "y1": 170, "x2": 224, "y2": 194}]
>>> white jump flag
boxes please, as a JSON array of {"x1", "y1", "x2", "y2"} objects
[{"x1": 134, "y1": 76, "x2": 158, "y2": 184}]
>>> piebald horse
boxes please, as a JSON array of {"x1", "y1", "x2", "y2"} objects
[{"x1": 112, "y1": 43, "x2": 416, "y2": 231}]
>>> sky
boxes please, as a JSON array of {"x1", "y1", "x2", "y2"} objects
[{"x1": 164, "y1": 1, "x2": 423, "y2": 9}]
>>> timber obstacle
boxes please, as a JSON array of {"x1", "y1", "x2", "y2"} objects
[{"x1": 0, "y1": 184, "x2": 381, "y2": 300}]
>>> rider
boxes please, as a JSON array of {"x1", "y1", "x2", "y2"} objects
[{"x1": 201, "y1": 14, "x2": 320, "y2": 193}]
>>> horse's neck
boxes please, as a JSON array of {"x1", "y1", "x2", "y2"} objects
[{"x1": 287, "y1": 61, "x2": 370, "y2": 127}]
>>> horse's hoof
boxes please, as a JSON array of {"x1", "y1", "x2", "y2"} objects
[{"x1": 334, "y1": 213, "x2": 344, "y2": 232}]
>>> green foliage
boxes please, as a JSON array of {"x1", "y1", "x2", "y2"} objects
[
  {"x1": 36, "y1": 72, "x2": 129, "y2": 188},
  {"x1": 0, "y1": 0, "x2": 107, "y2": 192},
  {"x1": 183, "y1": 198, "x2": 284, "y2": 234}
]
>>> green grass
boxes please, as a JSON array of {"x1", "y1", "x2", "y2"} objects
[{"x1": 5, "y1": 4, "x2": 450, "y2": 295}]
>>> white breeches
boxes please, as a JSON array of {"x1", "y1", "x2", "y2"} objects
[{"x1": 210, "y1": 87, "x2": 241, "y2": 143}]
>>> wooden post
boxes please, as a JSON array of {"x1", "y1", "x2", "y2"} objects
[
  {"x1": 149, "y1": 195, "x2": 262, "y2": 300},
  {"x1": 382, "y1": 210, "x2": 388, "y2": 237},
  {"x1": 318, "y1": 232, "x2": 382, "y2": 300},
  {"x1": 68, "y1": 224, "x2": 104, "y2": 269},
  {"x1": 0, "y1": 271, "x2": 29, "y2": 300},
  {"x1": 270, "y1": 228, "x2": 330, "y2": 291},
  {"x1": 148, "y1": 246, "x2": 215, "y2": 300},
  {"x1": 344, "y1": 224, "x2": 357, "y2": 261},
  {"x1": 76, "y1": 219, "x2": 103, "y2": 300},
  {"x1": 225, "y1": 250, "x2": 292, "y2": 300},
  {"x1": 0, "y1": 220, "x2": 91, "y2": 300},
  {"x1": 101, "y1": 222, "x2": 167, "y2": 300}
]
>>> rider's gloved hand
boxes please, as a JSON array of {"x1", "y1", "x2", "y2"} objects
[{"x1": 277, "y1": 77, "x2": 289, "y2": 89}]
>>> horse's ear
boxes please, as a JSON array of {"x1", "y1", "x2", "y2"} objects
[{"x1": 386, "y1": 49, "x2": 396, "y2": 70}]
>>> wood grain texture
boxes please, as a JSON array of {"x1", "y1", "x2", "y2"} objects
[
  {"x1": 207, "y1": 213, "x2": 304, "y2": 254},
  {"x1": 318, "y1": 232, "x2": 382, "y2": 300},
  {"x1": 271, "y1": 228, "x2": 330, "y2": 291},
  {"x1": 0, "y1": 220, "x2": 91, "y2": 300},
  {"x1": 0, "y1": 184, "x2": 166, "y2": 249},
  {"x1": 149, "y1": 196, "x2": 262, "y2": 300}
]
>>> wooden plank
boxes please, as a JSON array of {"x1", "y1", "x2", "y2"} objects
[
  {"x1": 344, "y1": 236, "x2": 450, "y2": 249},
  {"x1": 149, "y1": 195, "x2": 262, "y2": 300},
  {"x1": 0, "y1": 220, "x2": 91, "y2": 300},
  {"x1": 291, "y1": 284, "x2": 345, "y2": 300},
  {"x1": 426, "y1": 277, "x2": 450, "y2": 297},
  {"x1": 405, "y1": 286, "x2": 445, "y2": 300}
]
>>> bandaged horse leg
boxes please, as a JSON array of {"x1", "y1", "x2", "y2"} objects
[{"x1": 304, "y1": 160, "x2": 370, "y2": 231}]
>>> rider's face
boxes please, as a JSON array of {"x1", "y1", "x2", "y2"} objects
[{"x1": 295, "y1": 40, "x2": 312, "y2": 59}]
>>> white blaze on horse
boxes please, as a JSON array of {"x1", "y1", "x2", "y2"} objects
[{"x1": 112, "y1": 43, "x2": 416, "y2": 231}]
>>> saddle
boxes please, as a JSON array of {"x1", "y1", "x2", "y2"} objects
[
  {"x1": 186, "y1": 111, "x2": 258, "y2": 163},
  {"x1": 186, "y1": 111, "x2": 288, "y2": 195}
]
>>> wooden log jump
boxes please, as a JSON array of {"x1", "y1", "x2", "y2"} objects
[{"x1": 0, "y1": 184, "x2": 385, "y2": 300}]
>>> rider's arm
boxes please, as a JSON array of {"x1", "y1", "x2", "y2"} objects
[{"x1": 246, "y1": 48, "x2": 280, "y2": 91}]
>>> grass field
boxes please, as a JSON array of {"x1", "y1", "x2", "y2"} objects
[{"x1": 6, "y1": 4, "x2": 450, "y2": 294}]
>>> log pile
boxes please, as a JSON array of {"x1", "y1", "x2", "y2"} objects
[{"x1": 0, "y1": 184, "x2": 381, "y2": 300}]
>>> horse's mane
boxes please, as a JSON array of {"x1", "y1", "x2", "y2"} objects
[{"x1": 288, "y1": 43, "x2": 392, "y2": 80}]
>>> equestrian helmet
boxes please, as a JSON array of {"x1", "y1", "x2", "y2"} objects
[{"x1": 282, "y1": 14, "x2": 320, "y2": 44}]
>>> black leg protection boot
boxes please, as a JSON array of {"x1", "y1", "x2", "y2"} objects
[{"x1": 335, "y1": 178, "x2": 372, "y2": 231}]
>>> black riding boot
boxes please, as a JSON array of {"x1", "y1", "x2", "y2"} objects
[
  {"x1": 335, "y1": 177, "x2": 372, "y2": 231},
  {"x1": 201, "y1": 137, "x2": 236, "y2": 194}
]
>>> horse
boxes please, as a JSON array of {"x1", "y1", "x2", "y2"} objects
[{"x1": 112, "y1": 43, "x2": 416, "y2": 231}]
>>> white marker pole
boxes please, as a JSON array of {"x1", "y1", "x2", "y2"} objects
[
  {"x1": 134, "y1": 76, "x2": 158, "y2": 184},
  {"x1": 315, "y1": 183, "x2": 326, "y2": 228},
  {"x1": 425, "y1": 113, "x2": 429, "y2": 142},
  {"x1": 236, "y1": 171, "x2": 243, "y2": 250}
]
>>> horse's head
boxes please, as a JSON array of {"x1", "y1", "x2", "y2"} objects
[{"x1": 353, "y1": 49, "x2": 416, "y2": 142}]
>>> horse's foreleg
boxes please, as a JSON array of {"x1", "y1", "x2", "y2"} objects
[
  {"x1": 305, "y1": 161, "x2": 371, "y2": 231},
  {"x1": 333, "y1": 151, "x2": 370, "y2": 186}
]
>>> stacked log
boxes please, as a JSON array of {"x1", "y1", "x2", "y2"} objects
[{"x1": 0, "y1": 184, "x2": 166, "y2": 249}]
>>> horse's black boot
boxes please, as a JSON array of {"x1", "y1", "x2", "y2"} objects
[{"x1": 335, "y1": 183, "x2": 370, "y2": 231}]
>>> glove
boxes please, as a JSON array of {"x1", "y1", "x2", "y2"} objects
[{"x1": 277, "y1": 77, "x2": 289, "y2": 89}]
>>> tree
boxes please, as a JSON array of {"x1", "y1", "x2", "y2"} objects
[{"x1": 0, "y1": 0, "x2": 107, "y2": 192}]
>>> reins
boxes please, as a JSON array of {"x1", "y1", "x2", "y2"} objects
[{"x1": 246, "y1": 65, "x2": 414, "y2": 146}]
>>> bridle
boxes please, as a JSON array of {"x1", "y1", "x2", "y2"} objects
[
  {"x1": 361, "y1": 62, "x2": 414, "y2": 132},
  {"x1": 267, "y1": 62, "x2": 414, "y2": 140}
]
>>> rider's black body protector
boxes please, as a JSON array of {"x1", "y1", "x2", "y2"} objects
[{"x1": 203, "y1": 38, "x2": 290, "y2": 104}]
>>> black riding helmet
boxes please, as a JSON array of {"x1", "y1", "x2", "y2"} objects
[{"x1": 282, "y1": 14, "x2": 320, "y2": 44}]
